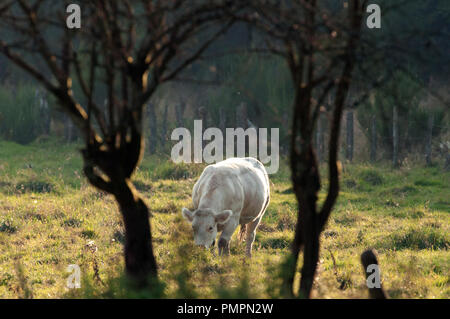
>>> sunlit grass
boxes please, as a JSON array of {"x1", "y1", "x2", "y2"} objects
[{"x1": 0, "y1": 139, "x2": 448, "y2": 298}]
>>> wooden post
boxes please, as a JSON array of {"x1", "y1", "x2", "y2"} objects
[
  {"x1": 361, "y1": 249, "x2": 388, "y2": 299},
  {"x1": 425, "y1": 114, "x2": 433, "y2": 166},
  {"x1": 65, "y1": 115, "x2": 74, "y2": 142},
  {"x1": 346, "y1": 110, "x2": 353, "y2": 162},
  {"x1": 370, "y1": 115, "x2": 377, "y2": 162},
  {"x1": 393, "y1": 105, "x2": 399, "y2": 167}
]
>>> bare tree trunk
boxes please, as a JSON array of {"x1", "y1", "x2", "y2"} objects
[
  {"x1": 393, "y1": 105, "x2": 399, "y2": 168},
  {"x1": 82, "y1": 129, "x2": 159, "y2": 285},
  {"x1": 370, "y1": 115, "x2": 377, "y2": 163},
  {"x1": 425, "y1": 114, "x2": 433, "y2": 166},
  {"x1": 346, "y1": 110, "x2": 353, "y2": 162},
  {"x1": 1, "y1": 0, "x2": 235, "y2": 290},
  {"x1": 147, "y1": 103, "x2": 158, "y2": 155},
  {"x1": 115, "y1": 180, "x2": 157, "y2": 284},
  {"x1": 285, "y1": 0, "x2": 364, "y2": 298}
]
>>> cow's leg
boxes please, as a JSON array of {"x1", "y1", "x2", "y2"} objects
[
  {"x1": 245, "y1": 216, "x2": 262, "y2": 258},
  {"x1": 218, "y1": 215, "x2": 239, "y2": 256}
]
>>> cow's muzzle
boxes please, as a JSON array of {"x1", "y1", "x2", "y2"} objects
[{"x1": 202, "y1": 240, "x2": 215, "y2": 249}]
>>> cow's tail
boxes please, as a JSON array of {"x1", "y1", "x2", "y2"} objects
[{"x1": 238, "y1": 224, "x2": 247, "y2": 242}]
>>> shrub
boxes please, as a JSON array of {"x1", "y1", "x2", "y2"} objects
[
  {"x1": 132, "y1": 180, "x2": 152, "y2": 192},
  {"x1": 81, "y1": 229, "x2": 97, "y2": 239},
  {"x1": 414, "y1": 179, "x2": 441, "y2": 187},
  {"x1": 15, "y1": 180, "x2": 54, "y2": 194},
  {"x1": 259, "y1": 235, "x2": 290, "y2": 249},
  {"x1": 0, "y1": 85, "x2": 50, "y2": 144},
  {"x1": 62, "y1": 218, "x2": 83, "y2": 228},
  {"x1": 360, "y1": 169, "x2": 384, "y2": 186},
  {"x1": 379, "y1": 227, "x2": 449, "y2": 250},
  {"x1": 153, "y1": 161, "x2": 204, "y2": 180},
  {"x1": 0, "y1": 219, "x2": 18, "y2": 234}
]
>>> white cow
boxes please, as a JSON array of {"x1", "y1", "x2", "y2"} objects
[{"x1": 182, "y1": 157, "x2": 270, "y2": 257}]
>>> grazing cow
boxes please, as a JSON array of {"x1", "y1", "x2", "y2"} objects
[{"x1": 182, "y1": 157, "x2": 270, "y2": 257}]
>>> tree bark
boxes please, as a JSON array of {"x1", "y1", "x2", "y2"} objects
[
  {"x1": 115, "y1": 179, "x2": 157, "y2": 284},
  {"x1": 392, "y1": 105, "x2": 399, "y2": 168},
  {"x1": 370, "y1": 115, "x2": 377, "y2": 163},
  {"x1": 346, "y1": 110, "x2": 353, "y2": 162},
  {"x1": 425, "y1": 114, "x2": 433, "y2": 166},
  {"x1": 287, "y1": 144, "x2": 321, "y2": 298},
  {"x1": 297, "y1": 170, "x2": 320, "y2": 298}
]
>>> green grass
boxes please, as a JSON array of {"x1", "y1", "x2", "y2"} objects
[{"x1": 0, "y1": 138, "x2": 449, "y2": 298}]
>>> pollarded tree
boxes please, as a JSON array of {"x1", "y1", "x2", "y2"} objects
[
  {"x1": 0, "y1": 0, "x2": 239, "y2": 285},
  {"x1": 233, "y1": 0, "x2": 366, "y2": 298},
  {"x1": 239, "y1": 0, "x2": 447, "y2": 298}
]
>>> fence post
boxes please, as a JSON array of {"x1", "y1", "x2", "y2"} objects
[
  {"x1": 370, "y1": 115, "x2": 377, "y2": 162},
  {"x1": 425, "y1": 114, "x2": 434, "y2": 166},
  {"x1": 346, "y1": 110, "x2": 353, "y2": 162},
  {"x1": 393, "y1": 105, "x2": 399, "y2": 167},
  {"x1": 361, "y1": 249, "x2": 388, "y2": 299}
]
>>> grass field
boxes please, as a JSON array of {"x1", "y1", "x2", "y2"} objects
[{"x1": 0, "y1": 138, "x2": 448, "y2": 299}]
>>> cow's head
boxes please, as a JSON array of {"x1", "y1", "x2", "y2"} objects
[{"x1": 181, "y1": 208, "x2": 232, "y2": 248}]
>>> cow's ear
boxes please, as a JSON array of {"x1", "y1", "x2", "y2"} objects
[
  {"x1": 215, "y1": 210, "x2": 232, "y2": 225},
  {"x1": 182, "y1": 208, "x2": 194, "y2": 222}
]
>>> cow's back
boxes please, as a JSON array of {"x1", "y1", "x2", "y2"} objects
[{"x1": 193, "y1": 158, "x2": 270, "y2": 224}]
